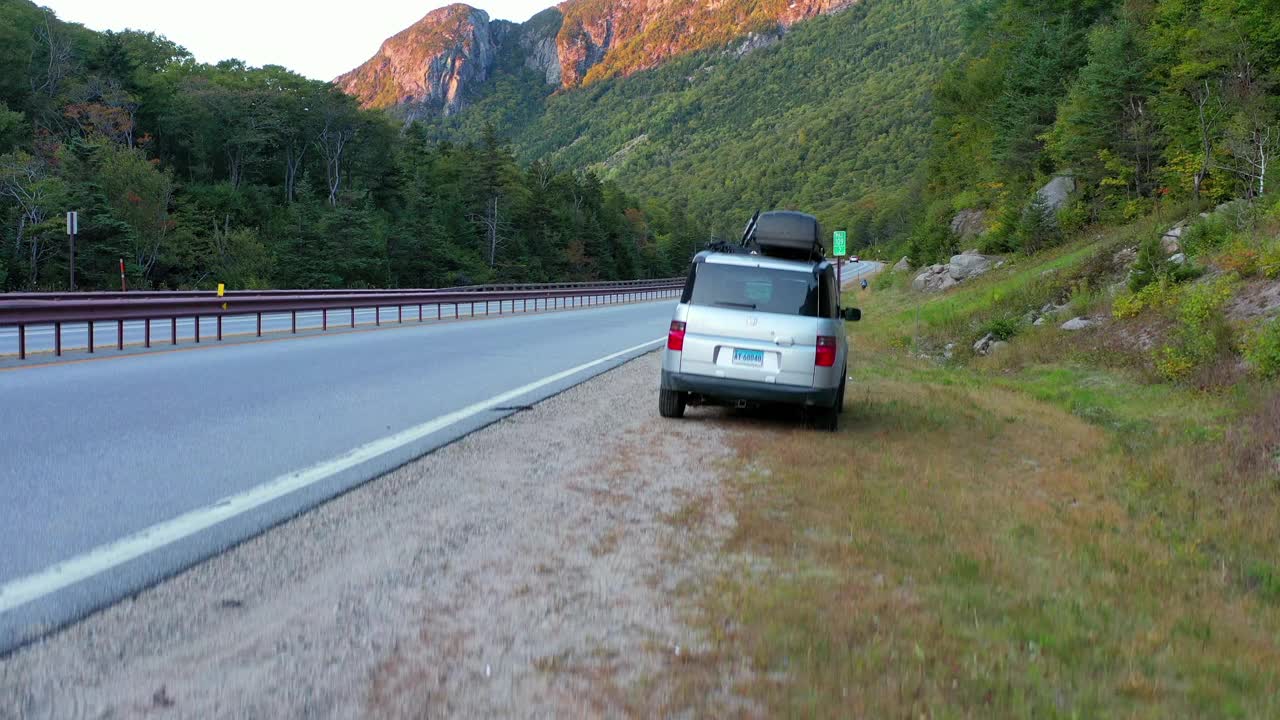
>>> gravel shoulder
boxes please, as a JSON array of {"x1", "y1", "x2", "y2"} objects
[{"x1": 1, "y1": 352, "x2": 741, "y2": 719}]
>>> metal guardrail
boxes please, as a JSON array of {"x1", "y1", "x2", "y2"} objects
[
  {"x1": 0, "y1": 277, "x2": 680, "y2": 302},
  {"x1": 0, "y1": 279, "x2": 684, "y2": 360}
]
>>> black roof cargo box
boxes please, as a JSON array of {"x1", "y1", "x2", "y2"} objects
[{"x1": 750, "y1": 211, "x2": 824, "y2": 262}]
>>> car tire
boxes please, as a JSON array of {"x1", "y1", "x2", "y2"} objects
[
  {"x1": 659, "y1": 389, "x2": 687, "y2": 419},
  {"x1": 837, "y1": 375, "x2": 847, "y2": 415},
  {"x1": 812, "y1": 403, "x2": 838, "y2": 432}
]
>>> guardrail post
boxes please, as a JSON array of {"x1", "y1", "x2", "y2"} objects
[
  {"x1": 291, "y1": 310, "x2": 297, "y2": 334},
  {"x1": 118, "y1": 319, "x2": 124, "y2": 350},
  {"x1": 323, "y1": 309, "x2": 328, "y2": 331},
  {"x1": 376, "y1": 307, "x2": 380, "y2": 326},
  {"x1": 256, "y1": 313, "x2": 262, "y2": 337},
  {"x1": 55, "y1": 322, "x2": 61, "y2": 356},
  {"x1": 454, "y1": 303, "x2": 458, "y2": 320},
  {"x1": 418, "y1": 304, "x2": 423, "y2": 322},
  {"x1": 17, "y1": 323, "x2": 24, "y2": 360},
  {"x1": 145, "y1": 319, "x2": 151, "y2": 348},
  {"x1": 351, "y1": 308, "x2": 355, "y2": 328},
  {"x1": 88, "y1": 321, "x2": 94, "y2": 353},
  {"x1": 171, "y1": 317, "x2": 177, "y2": 346},
  {"x1": 398, "y1": 305, "x2": 403, "y2": 324},
  {"x1": 194, "y1": 316, "x2": 200, "y2": 343}
]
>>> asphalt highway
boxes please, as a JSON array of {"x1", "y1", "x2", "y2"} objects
[
  {"x1": 0, "y1": 260, "x2": 881, "y2": 653},
  {"x1": 0, "y1": 298, "x2": 675, "y2": 652}
]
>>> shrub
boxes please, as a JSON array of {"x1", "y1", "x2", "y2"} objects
[
  {"x1": 1243, "y1": 320, "x2": 1280, "y2": 379},
  {"x1": 979, "y1": 316, "x2": 1021, "y2": 342},
  {"x1": 1057, "y1": 200, "x2": 1090, "y2": 235},
  {"x1": 1129, "y1": 234, "x2": 1200, "y2": 292},
  {"x1": 1112, "y1": 279, "x2": 1182, "y2": 319},
  {"x1": 1018, "y1": 193, "x2": 1062, "y2": 254},
  {"x1": 1216, "y1": 238, "x2": 1262, "y2": 277},
  {"x1": 1180, "y1": 214, "x2": 1233, "y2": 258},
  {"x1": 874, "y1": 269, "x2": 905, "y2": 291},
  {"x1": 1261, "y1": 239, "x2": 1280, "y2": 280},
  {"x1": 1156, "y1": 275, "x2": 1237, "y2": 380}
]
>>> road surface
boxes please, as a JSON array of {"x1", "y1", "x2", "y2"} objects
[
  {"x1": 0, "y1": 260, "x2": 880, "y2": 653},
  {"x1": 0, "y1": 298, "x2": 675, "y2": 653}
]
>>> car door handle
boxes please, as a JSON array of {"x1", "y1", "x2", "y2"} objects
[{"x1": 774, "y1": 337, "x2": 794, "y2": 347}]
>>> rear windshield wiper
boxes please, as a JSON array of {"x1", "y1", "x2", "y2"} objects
[{"x1": 713, "y1": 301, "x2": 757, "y2": 309}]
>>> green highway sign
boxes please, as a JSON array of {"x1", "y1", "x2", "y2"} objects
[{"x1": 833, "y1": 230, "x2": 847, "y2": 257}]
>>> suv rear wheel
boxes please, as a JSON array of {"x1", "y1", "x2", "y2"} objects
[
  {"x1": 812, "y1": 403, "x2": 838, "y2": 432},
  {"x1": 659, "y1": 389, "x2": 687, "y2": 419}
]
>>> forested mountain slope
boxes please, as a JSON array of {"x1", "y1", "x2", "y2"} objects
[
  {"x1": 0, "y1": 0, "x2": 696, "y2": 291},
  {"x1": 409, "y1": 0, "x2": 963, "y2": 241}
]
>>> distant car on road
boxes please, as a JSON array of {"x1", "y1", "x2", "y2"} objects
[{"x1": 659, "y1": 211, "x2": 861, "y2": 431}]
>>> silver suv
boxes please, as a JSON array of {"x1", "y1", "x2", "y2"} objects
[{"x1": 659, "y1": 248, "x2": 861, "y2": 431}]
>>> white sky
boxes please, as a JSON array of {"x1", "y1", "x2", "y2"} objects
[{"x1": 38, "y1": 0, "x2": 553, "y2": 80}]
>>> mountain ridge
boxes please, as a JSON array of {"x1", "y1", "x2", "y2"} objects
[{"x1": 336, "y1": 0, "x2": 859, "y2": 116}]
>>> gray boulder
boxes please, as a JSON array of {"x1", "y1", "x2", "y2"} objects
[
  {"x1": 1113, "y1": 246, "x2": 1138, "y2": 268},
  {"x1": 1169, "y1": 253, "x2": 1187, "y2": 265},
  {"x1": 893, "y1": 256, "x2": 911, "y2": 272},
  {"x1": 912, "y1": 264, "x2": 956, "y2": 293},
  {"x1": 948, "y1": 252, "x2": 993, "y2": 281},
  {"x1": 1061, "y1": 317, "x2": 1094, "y2": 331},
  {"x1": 1036, "y1": 175, "x2": 1077, "y2": 213},
  {"x1": 950, "y1": 210, "x2": 988, "y2": 241},
  {"x1": 1162, "y1": 222, "x2": 1186, "y2": 254},
  {"x1": 973, "y1": 333, "x2": 995, "y2": 356}
]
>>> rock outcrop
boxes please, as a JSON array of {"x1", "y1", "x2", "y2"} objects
[
  {"x1": 336, "y1": 4, "x2": 497, "y2": 115},
  {"x1": 1162, "y1": 221, "x2": 1187, "y2": 255},
  {"x1": 950, "y1": 209, "x2": 987, "y2": 242},
  {"x1": 912, "y1": 250, "x2": 999, "y2": 293},
  {"x1": 338, "y1": 0, "x2": 863, "y2": 113},
  {"x1": 893, "y1": 256, "x2": 911, "y2": 272},
  {"x1": 1036, "y1": 175, "x2": 1077, "y2": 213}
]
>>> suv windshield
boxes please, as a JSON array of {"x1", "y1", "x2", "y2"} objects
[{"x1": 686, "y1": 262, "x2": 818, "y2": 316}]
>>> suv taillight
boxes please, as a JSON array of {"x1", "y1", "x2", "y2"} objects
[
  {"x1": 816, "y1": 335, "x2": 837, "y2": 367},
  {"x1": 668, "y1": 321, "x2": 686, "y2": 351}
]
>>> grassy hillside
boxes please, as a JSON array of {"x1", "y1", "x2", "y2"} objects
[
  {"x1": 652, "y1": 206, "x2": 1280, "y2": 716},
  {"x1": 422, "y1": 0, "x2": 961, "y2": 242}
]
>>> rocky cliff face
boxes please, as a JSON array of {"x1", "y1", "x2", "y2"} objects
[
  {"x1": 337, "y1": 0, "x2": 858, "y2": 112},
  {"x1": 555, "y1": 0, "x2": 856, "y2": 86},
  {"x1": 335, "y1": 3, "x2": 496, "y2": 115}
]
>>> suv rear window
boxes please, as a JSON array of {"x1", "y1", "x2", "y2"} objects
[{"x1": 685, "y1": 262, "x2": 818, "y2": 316}]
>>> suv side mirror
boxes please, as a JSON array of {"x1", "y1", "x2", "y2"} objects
[{"x1": 841, "y1": 307, "x2": 862, "y2": 322}]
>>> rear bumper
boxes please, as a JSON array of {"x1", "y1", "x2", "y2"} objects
[{"x1": 661, "y1": 370, "x2": 838, "y2": 408}]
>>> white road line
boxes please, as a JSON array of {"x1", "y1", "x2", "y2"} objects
[{"x1": 0, "y1": 337, "x2": 663, "y2": 614}]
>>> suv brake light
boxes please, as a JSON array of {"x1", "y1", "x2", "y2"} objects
[
  {"x1": 668, "y1": 321, "x2": 686, "y2": 351},
  {"x1": 816, "y1": 335, "x2": 837, "y2": 367}
]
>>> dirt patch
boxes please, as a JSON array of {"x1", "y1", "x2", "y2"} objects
[
  {"x1": 0, "y1": 352, "x2": 744, "y2": 718},
  {"x1": 1227, "y1": 278, "x2": 1280, "y2": 322}
]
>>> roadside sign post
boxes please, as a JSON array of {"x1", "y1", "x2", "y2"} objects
[
  {"x1": 119, "y1": 258, "x2": 127, "y2": 292},
  {"x1": 833, "y1": 230, "x2": 847, "y2": 289},
  {"x1": 67, "y1": 211, "x2": 78, "y2": 290}
]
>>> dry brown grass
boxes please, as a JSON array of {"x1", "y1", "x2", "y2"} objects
[{"x1": 667, "y1": 283, "x2": 1280, "y2": 717}]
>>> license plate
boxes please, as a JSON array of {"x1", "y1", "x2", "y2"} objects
[{"x1": 732, "y1": 348, "x2": 764, "y2": 367}]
